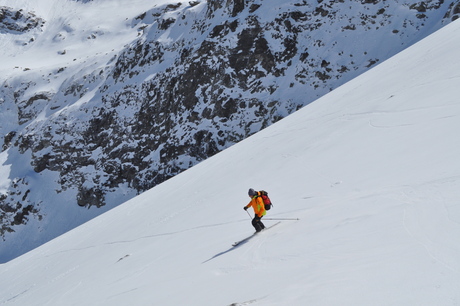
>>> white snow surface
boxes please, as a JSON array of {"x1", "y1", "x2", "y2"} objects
[
  {"x1": 1, "y1": 14, "x2": 460, "y2": 306},
  {"x1": 1, "y1": 0, "x2": 459, "y2": 263}
]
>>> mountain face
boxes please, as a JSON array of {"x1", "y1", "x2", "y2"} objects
[
  {"x1": 0, "y1": 0, "x2": 459, "y2": 262},
  {"x1": 0, "y1": 18, "x2": 459, "y2": 305}
]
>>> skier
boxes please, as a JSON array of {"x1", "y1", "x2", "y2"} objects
[{"x1": 244, "y1": 188, "x2": 266, "y2": 232}]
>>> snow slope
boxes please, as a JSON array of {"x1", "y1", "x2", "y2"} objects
[
  {"x1": 1, "y1": 0, "x2": 459, "y2": 263},
  {"x1": 0, "y1": 16, "x2": 460, "y2": 306}
]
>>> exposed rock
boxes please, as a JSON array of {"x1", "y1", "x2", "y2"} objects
[{"x1": 0, "y1": 6, "x2": 44, "y2": 34}]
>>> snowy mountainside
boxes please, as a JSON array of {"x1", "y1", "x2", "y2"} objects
[
  {"x1": 0, "y1": 19, "x2": 459, "y2": 306},
  {"x1": 0, "y1": 0, "x2": 460, "y2": 262}
]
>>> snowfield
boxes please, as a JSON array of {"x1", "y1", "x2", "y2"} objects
[
  {"x1": 0, "y1": 15, "x2": 459, "y2": 306},
  {"x1": 1, "y1": 0, "x2": 459, "y2": 263}
]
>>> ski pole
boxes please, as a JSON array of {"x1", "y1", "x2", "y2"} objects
[
  {"x1": 262, "y1": 218, "x2": 299, "y2": 221},
  {"x1": 246, "y1": 210, "x2": 252, "y2": 219}
]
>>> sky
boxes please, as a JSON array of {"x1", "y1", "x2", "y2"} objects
[{"x1": 0, "y1": 14, "x2": 459, "y2": 306}]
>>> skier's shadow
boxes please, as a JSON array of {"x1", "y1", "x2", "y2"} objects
[{"x1": 202, "y1": 240, "x2": 250, "y2": 264}]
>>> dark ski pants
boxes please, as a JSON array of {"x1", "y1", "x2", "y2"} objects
[{"x1": 252, "y1": 215, "x2": 265, "y2": 232}]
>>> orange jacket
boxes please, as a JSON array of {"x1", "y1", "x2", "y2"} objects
[{"x1": 245, "y1": 193, "x2": 266, "y2": 217}]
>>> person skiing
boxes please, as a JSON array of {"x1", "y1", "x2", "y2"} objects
[{"x1": 244, "y1": 188, "x2": 266, "y2": 232}]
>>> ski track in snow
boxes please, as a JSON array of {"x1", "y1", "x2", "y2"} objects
[
  {"x1": 402, "y1": 178, "x2": 460, "y2": 274},
  {"x1": 43, "y1": 218, "x2": 247, "y2": 260}
]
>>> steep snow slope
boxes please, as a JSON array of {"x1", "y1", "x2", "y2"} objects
[
  {"x1": 0, "y1": 18, "x2": 459, "y2": 306},
  {"x1": 2, "y1": 0, "x2": 460, "y2": 263}
]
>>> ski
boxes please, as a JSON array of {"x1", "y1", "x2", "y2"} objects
[
  {"x1": 232, "y1": 233, "x2": 257, "y2": 247},
  {"x1": 232, "y1": 222, "x2": 281, "y2": 247}
]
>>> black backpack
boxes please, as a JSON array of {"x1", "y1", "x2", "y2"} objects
[{"x1": 258, "y1": 190, "x2": 273, "y2": 210}]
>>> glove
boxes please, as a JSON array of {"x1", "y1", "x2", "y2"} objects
[{"x1": 244, "y1": 206, "x2": 248, "y2": 211}]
